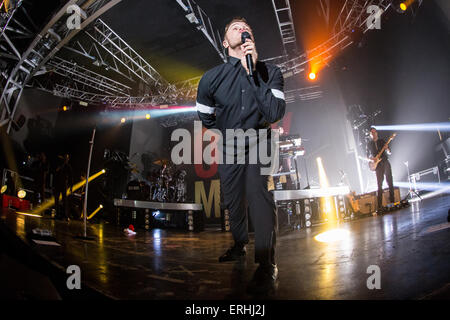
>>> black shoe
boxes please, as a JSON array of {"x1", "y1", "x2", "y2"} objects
[
  {"x1": 218, "y1": 245, "x2": 246, "y2": 262},
  {"x1": 247, "y1": 264, "x2": 278, "y2": 295}
]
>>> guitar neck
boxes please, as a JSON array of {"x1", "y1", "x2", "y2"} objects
[
  {"x1": 375, "y1": 135, "x2": 395, "y2": 159},
  {"x1": 376, "y1": 144, "x2": 388, "y2": 158}
]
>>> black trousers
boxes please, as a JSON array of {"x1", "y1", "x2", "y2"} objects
[
  {"x1": 53, "y1": 184, "x2": 68, "y2": 218},
  {"x1": 219, "y1": 163, "x2": 277, "y2": 265},
  {"x1": 376, "y1": 160, "x2": 395, "y2": 208}
]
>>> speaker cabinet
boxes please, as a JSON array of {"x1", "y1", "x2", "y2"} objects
[{"x1": 382, "y1": 187, "x2": 401, "y2": 206}]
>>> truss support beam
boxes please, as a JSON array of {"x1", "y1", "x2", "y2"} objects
[
  {"x1": 47, "y1": 56, "x2": 131, "y2": 96},
  {"x1": 62, "y1": 41, "x2": 136, "y2": 83},
  {"x1": 271, "y1": 0, "x2": 298, "y2": 57},
  {"x1": 84, "y1": 19, "x2": 172, "y2": 94},
  {"x1": 285, "y1": 86, "x2": 323, "y2": 103},
  {"x1": 176, "y1": 0, "x2": 226, "y2": 63},
  {"x1": 319, "y1": 0, "x2": 331, "y2": 28},
  {"x1": 32, "y1": 74, "x2": 202, "y2": 108},
  {"x1": 0, "y1": 0, "x2": 23, "y2": 39},
  {"x1": 0, "y1": 0, "x2": 121, "y2": 134}
]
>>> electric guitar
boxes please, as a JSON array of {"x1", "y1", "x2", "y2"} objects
[{"x1": 369, "y1": 133, "x2": 397, "y2": 171}]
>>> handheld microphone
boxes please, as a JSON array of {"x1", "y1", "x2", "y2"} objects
[{"x1": 241, "y1": 31, "x2": 253, "y2": 77}]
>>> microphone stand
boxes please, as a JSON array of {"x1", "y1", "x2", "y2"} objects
[
  {"x1": 75, "y1": 127, "x2": 97, "y2": 240},
  {"x1": 404, "y1": 161, "x2": 422, "y2": 201}
]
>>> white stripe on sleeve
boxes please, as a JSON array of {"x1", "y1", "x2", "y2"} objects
[
  {"x1": 196, "y1": 102, "x2": 215, "y2": 114},
  {"x1": 271, "y1": 89, "x2": 285, "y2": 101}
]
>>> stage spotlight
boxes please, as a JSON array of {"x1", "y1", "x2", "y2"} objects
[
  {"x1": 304, "y1": 199, "x2": 312, "y2": 228},
  {"x1": 308, "y1": 72, "x2": 316, "y2": 80},
  {"x1": 31, "y1": 169, "x2": 106, "y2": 216},
  {"x1": 188, "y1": 211, "x2": 194, "y2": 231},
  {"x1": 393, "y1": 0, "x2": 413, "y2": 13},
  {"x1": 224, "y1": 209, "x2": 230, "y2": 231},
  {"x1": 102, "y1": 169, "x2": 106, "y2": 173},
  {"x1": 338, "y1": 195, "x2": 346, "y2": 219},
  {"x1": 120, "y1": 117, "x2": 126, "y2": 123},
  {"x1": 88, "y1": 204, "x2": 104, "y2": 220},
  {"x1": 146, "y1": 114, "x2": 151, "y2": 120},
  {"x1": 152, "y1": 210, "x2": 161, "y2": 218},
  {"x1": 17, "y1": 189, "x2": 26, "y2": 199},
  {"x1": 1, "y1": 185, "x2": 6, "y2": 194}
]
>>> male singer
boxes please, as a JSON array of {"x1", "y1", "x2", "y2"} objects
[{"x1": 196, "y1": 17, "x2": 286, "y2": 293}]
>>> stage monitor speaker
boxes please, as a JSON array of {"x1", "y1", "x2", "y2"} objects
[
  {"x1": 352, "y1": 187, "x2": 401, "y2": 215},
  {"x1": 382, "y1": 187, "x2": 401, "y2": 206},
  {"x1": 353, "y1": 194, "x2": 376, "y2": 215}
]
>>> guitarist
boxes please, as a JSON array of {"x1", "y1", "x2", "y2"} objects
[{"x1": 367, "y1": 127, "x2": 395, "y2": 212}]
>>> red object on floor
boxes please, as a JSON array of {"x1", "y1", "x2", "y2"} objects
[{"x1": 1, "y1": 194, "x2": 30, "y2": 211}]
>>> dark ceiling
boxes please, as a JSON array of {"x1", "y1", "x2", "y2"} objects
[{"x1": 98, "y1": 0, "x2": 286, "y2": 83}]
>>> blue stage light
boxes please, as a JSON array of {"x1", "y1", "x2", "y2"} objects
[{"x1": 374, "y1": 122, "x2": 450, "y2": 132}]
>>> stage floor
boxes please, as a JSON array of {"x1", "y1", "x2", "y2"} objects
[{"x1": 1, "y1": 195, "x2": 450, "y2": 300}]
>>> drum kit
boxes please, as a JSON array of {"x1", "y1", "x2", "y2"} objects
[{"x1": 127, "y1": 159, "x2": 187, "y2": 203}]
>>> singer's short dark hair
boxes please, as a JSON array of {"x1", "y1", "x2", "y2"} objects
[{"x1": 224, "y1": 17, "x2": 252, "y2": 36}]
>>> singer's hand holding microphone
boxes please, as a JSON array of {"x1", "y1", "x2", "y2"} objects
[{"x1": 240, "y1": 31, "x2": 258, "y2": 77}]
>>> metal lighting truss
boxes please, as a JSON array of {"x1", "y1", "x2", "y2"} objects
[
  {"x1": 36, "y1": 75, "x2": 202, "y2": 108},
  {"x1": 0, "y1": 0, "x2": 33, "y2": 64},
  {"x1": 0, "y1": 0, "x2": 121, "y2": 133},
  {"x1": 0, "y1": 0, "x2": 23, "y2": 39},
  {"x1": 271, "y1": 0, "x2": 298, "y2": 57},
  {"x1": 269, "y1": 0, "x2": 323, "y2": 102},
  {"x1": 175, "y1": 0, "x2": 227, "y2": 63},
  {"x1": 284, "y1": 86, "x2": 323, "y2": 103},
  {"x1": 36, "y1": 16, "x2": 203, "y2": 107},
  {"x1": 277, "y1": 0, "x2": 392, "y2": 79},
  {"x1": 62, "y1": 39, "x2": 136, "y2": 83},
  {"x1": 53, "y1": 0, "x2": 421, "y2": 109},
  {"x1": 46, "y1": 56, "x2": 131, "y2": 96},
  {"x1": 2, "y1": 0, "x2": 404, "y2": 123},
  {"x1": 83, "y1": 18, "x2": 175, "y2": 96},
  {"x1": 53, "y1": 0, "x2": 223, "y2": 106}
]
